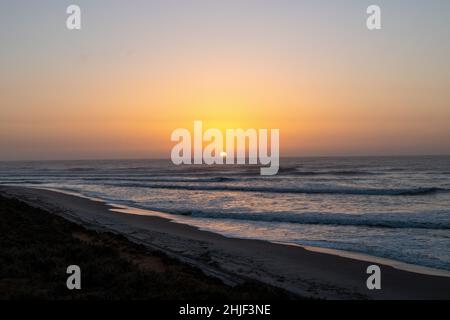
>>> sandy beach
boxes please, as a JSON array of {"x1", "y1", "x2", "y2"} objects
[{"x1": 1, "y1": 185, "x2": 449, "y2": 300}]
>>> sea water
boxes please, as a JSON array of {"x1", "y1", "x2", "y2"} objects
[{"x1": 1, "y1": 156, "x2": 449, "y2": 271}]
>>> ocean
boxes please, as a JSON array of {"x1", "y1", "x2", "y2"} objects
[{"x1": 1, "y1": 156, "x2": 449, "y2": 271}]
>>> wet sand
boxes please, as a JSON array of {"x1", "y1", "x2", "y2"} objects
[{"x1": 1, "y1": 185, "x2": 450, "y2": 300}]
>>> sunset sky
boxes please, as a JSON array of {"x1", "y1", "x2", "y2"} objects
[{"x1": 1, "y1": 0, "x2": 450, "y2": 160}]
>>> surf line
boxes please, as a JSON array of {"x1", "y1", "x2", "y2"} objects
[{"x1": 170, "y1": 121, "x2": 279, "y2": 175}]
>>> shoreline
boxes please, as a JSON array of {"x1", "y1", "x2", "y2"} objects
[
  {"x1": 18, "y1": 186, "x2": 450, "y2": 279},
  {"x1": 2, "y1": 185, "x2": 450, "y2": 299},
  {"x1": 0, "y1": 191, "x2": 290, "y2": 300},
  {"x1": 111, "y1": 203, "x2": 450, "y2": 279}
]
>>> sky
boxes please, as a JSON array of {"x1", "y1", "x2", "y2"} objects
[{"x1": 1, "y1": 0, "x2": 450, "y2": 160}]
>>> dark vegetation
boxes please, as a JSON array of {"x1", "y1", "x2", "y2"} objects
[{"x1": 0, "y1": 195, "x2": 292, "y2": 300}]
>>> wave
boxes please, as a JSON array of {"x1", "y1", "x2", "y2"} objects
[
  {"x1": 107, "y1": 199, "x2": 450, "y2": 230},
  {"x1": 16, "y1": 185, "x2": 449, "y2": 230},
  {"x1": 66, "y1": 167, "x2": 97, "y2": 172},
  {"x1": 292, "y1": 170, "x2": 377, "y2": 176},
  {"x1": 84, "y1": 176, "x2": 237, "y2": 183},
  {"x1": 137, "y1": 207, "x2": 450, "y2": 230},
  {"x1": 0, "y1": 180, "x2": 47, "y2": 185},
  {"x1": 104, "y1": 182, "x2": 448, "y2": 196},
  {"x1": 267, "y1": 166, "x2": 378, "y2": 176}
]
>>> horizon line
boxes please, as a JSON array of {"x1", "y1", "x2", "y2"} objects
[{"x1": 1, "y1": 154, "x2": 450, "y2": 163}]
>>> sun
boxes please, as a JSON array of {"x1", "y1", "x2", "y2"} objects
[{"x1": 220, "y1": 151, "x2": 227, "y2": 158}]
